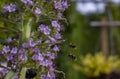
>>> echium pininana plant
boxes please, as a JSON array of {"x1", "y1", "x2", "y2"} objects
[{"x1": 0, "y1": 0, "x2": 68, "y2": 79}]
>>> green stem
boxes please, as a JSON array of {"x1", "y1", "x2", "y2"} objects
[
  {"x1": 19, "y1": 67, "x2": 27, "y2": 79},
  {"x1": 22, "y1": 18, "x2": 33, "y2": 41}
]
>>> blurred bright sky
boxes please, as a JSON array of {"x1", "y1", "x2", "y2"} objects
[{"x1": 76, "y1": 0, "x2": 120, "y2": 15}]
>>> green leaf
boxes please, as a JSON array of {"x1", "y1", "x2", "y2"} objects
[
  {"x1": 20, "y1": 67, "x2": 27, "y2": 79},
  {"x1": 5, "y1": 71, "x2": 18, "y2": 79}
]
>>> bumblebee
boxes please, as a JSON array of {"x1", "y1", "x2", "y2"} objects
[
  {"x1": 69, "y1": 43, "x2": 77, "y2": 49},
  {"x1": 68, "y1": 53, "x2": 77, "y2": 61}
]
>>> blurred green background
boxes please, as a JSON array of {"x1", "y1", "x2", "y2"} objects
[{"x1": 56, "y1": 1, "x2": 120, "y2": 79}]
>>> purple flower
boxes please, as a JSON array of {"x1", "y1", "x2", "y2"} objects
[
  {"x1": 29, "y1": 40, "x2": 36, "y2": 47},
  {"x1": 51, "y1": 21, "x2": 59, "y2": 28},
  {"x1": 18, "y1": 48, "x2": 25, "y2": 54},
  {"x1": 49, "y1": 66, "x2": 55, "y2": 72},
  {"x1": 54, "y1": 0, "x2": 68, "y2": 11},
  {"x1": 55, "y1": 33, "x2": 62, "y2": 39},
  {"x1": 43, "y1": 26, "x2": 51, "y2": 35},
  {"x1": 40, "y1": 73, "x2": 55, "y2": 79},
  {"x1": 3, "y1": 46, "x2": 10, "y2": 53},
  {"x1": 0, "y1": 50, "x2": 3, "y2": 54},
  {"x1": 51, "y1": 21, "x2": 61, "y2": 31},
  {"x1": 46, "y1": 52, "x2": 55, "y2": 59},
  {"x1": 39, "y1": 25, "x2": 51, "y2": 35},
  {"x1": 40, "y1": 74, "x2": 46, "y2": 79},
  {"x1": 34, "y1": 7, "x2": 41, "y2": 15},
  {"x1": 21, "y1": 0, "x2": 34, "y2": 6},
  {"x1": 48, "y1": 36, "x2": 56, "y2": 43},
  {"x1": 46, "y1": 73, "x2": 51, "y2": 79},
  {"x1": 32, "y1": 53, "x2": 44, "y2": 61},
  {"x1": 33, "y1": 46, "x2": 40, "y2": 53},
  {"x1": 7, "y1": 54, "x2": 14, "y2": 61},
  {"x1": 39, "y1": 24, "x2": 46, "y2": 31},
  {"x1": 57, "y1": 12, "x2": 63, "y2": 19},
  {"x1": 3, "y1": 4, "x2": 17, "y2": 13},
  {"x1": 62, "y1": 1, "x2": 68, "y2": 9},
  {"x1": 20, "y1": 54, "x2": 27, "y2": 61},
  {"x1": 7, "y1": 37, "x2": 12, "y2": 43},
  {"x1": 21, "y1": 0, "x2": 27, "y2": 4},
  {"x1": 7, "y1": 54, "x2": 17, "y2": 64},
  {"x1": 40, "y1": 60, "x2": 53, "y2": 67},
  {"x1": 1, "y1": 69, "x2": 8, "y2": 74},
  {"x1": 53, "y1": 45, "x2": 59, "y2": 52},
  {"x1": 11, "y1": 60, "x2": 17, "y2": 64},
  {"x1": 54, "y1": 1, "x2": 63, "y2": 11},
  {"x1": 37, "y1": 40, "x2": 42, "y2": 43},
  {"x1": 11, "y1": 47, "x2": 18, "y2": 54},
  {"x1": 44, "y1": 39, "x2": 51, "y2": 43},
  {"x1": 22, "y1": 43, "x2": 29, "y2": 48}
]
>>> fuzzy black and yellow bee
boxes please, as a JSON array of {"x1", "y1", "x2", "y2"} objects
[
  {"x1": 68, "y1": 53, "x2": 77, "y2": 61},
  {"x1": 69, "y1": 43, "x2": 77, "y2": 49}
]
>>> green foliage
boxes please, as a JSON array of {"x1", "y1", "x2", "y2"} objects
[
  {"x1": 5, "y1": 71, "x2": 18, "y2": 79},
  {"x1": 57, "y1": 2, "x2": 101, "y2": 79},
  {"x1": 74, "y1": 53, "x2": 120, "y2": 77}
]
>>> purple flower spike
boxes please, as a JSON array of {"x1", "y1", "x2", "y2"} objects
[
  {"x1": 34, "y1": 7, "x2": 41, "y2": 15},
  {"x1": 3, "y1": 4, "x2": 17, "y2": 13},
  {"x1": 11, "y1": 47, "x2": 18, "y2": 54},
  {"x1": 3, "y1": 46, "x2": 10, "y2": 53}
]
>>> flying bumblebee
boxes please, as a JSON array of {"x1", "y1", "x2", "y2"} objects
[
  {"x1": 68, "y1": 53, "x2": 77, "y2": 61},
  {"x1": 69, "y1": 43, "x2": 77, "y2": 49}
]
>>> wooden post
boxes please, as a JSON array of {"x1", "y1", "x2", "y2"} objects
[
  {"x1": 90, "y1": 17, "x2": 120, "y2": 59},
  {"x1": 101, "y1": 18, "x2": 108, "y2": 58}
]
